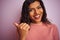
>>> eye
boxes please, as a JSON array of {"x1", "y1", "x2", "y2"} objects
[
  {"x1": 37, "y1": 6, "x2": 42, "y2": 9},
  {"x1": 28, "y1": 9, "x2": 33, "y2": 12}
]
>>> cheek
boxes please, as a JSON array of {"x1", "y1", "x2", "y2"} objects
[
  {"x1": 29, "y1": 12, "x2": 34, "y2": 19},
  {"x1": 40, "y1": 8, "x2": 43, "y2": 12},
  {"x1": 29, "y1": 11, "x2": 34, "y2": 17},
  {"x1": 39, "y1": 8, "x2": 43, "y2": 14},
  {"x1": 29, "y1": 13, "x2": 33, "y2": 18}
]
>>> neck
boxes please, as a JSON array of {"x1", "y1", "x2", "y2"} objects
[{"x1": 31, "y1": 21, "x2": 43, "y2": 24}]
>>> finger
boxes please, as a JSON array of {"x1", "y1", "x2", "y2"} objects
[
  {"x1": 16, "y1": 23, "x2": 23, "y2": 29},
  {"x1": 14, "y1": 23, "x2": 20, "y2": 30},
  {"x1": 14, "y1": 22, "x2": 19, "y2": 27},
  {"x1": 19, "y1": 23, "x2": 26, "y2": 29},
  {"x1": 23, "y1": 24, "x2": 30, "y2": 31},
  {"x1": 26, "y1": 25, "x2": 30, "y2": 31},
  {"x1": 22, "y1": 24, "x2": 28, "y2": 30},
  {"x1": 19, "y1": 23, "x2": 23, "y2": 27}
]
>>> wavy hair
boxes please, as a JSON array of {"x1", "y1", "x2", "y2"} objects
[{"x1": 20, "y1": 0, "x2": 51, "y2": 25}]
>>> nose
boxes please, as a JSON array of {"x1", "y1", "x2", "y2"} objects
[{"x1": 34, "y1": 9, "x2": 38, "y2": 14}]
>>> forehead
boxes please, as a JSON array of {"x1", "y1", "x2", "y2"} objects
[{"x1": 29, "y1": 1, "x2": 41, "y2": 8}]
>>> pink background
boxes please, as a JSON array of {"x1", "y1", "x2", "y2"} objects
[{"x1": 0, "y1": 0, "x2": 60, "y2": 40}]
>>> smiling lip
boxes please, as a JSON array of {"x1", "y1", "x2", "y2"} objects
[{"x1": 34, "y1": 15, "x2": 40, "y2": 19}]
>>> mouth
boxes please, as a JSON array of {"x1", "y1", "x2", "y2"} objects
[{"x1": 34, "y1": 14, "x2": 40, "y2": 19}]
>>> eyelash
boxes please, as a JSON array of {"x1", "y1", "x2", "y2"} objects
[
  {"x1": 28, "y1": 6, "x2": 42, "y2": 12},
  {"x1": 37, "y1": 6, "x2": 42, "y2": 9},
  {"x1": 29, "y1": 9, "x2": 33, "y2": 12}
]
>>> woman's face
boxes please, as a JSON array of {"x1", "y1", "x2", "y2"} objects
[{"x1": 29, "y1": 1, "x2": 43, "y2": 23}]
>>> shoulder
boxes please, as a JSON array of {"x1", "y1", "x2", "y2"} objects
[
  {"x1": 47, "y1": 23, "x2": 58, "y2": 32},
  {"x1": 46, "y1": 23, "x2": 57, "y2": 28},
  {"x1": 49, "y1": 24, "x2": 58, "y2": 29},
  {"x1": 49, "y1": 24, "x2": 59, "y2": 40},
  {"x1": 44, "y1": 23, "x2": 58, "y2": 31}
]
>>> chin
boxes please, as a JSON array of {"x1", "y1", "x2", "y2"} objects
[{"x1": 34, "y1": 20, "x2": 41, "y2": 23}]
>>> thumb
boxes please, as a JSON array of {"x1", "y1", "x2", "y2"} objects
[{"x1": 14, "y1": 22, "x2": 19, "y2": 27}]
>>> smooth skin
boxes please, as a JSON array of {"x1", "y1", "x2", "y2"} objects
[{"x1": 29, "y1": 1, "x2": 43, "y2": 23}]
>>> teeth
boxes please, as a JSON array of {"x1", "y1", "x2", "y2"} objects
[
  {"x1": 34, "y1": 15, "x2": 40, "y2": 19},
  {"x1": 35, "y1": 15, "x2": 39, "y2": 17}
]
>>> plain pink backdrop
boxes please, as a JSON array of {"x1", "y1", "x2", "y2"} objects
[{"x1": 0, "y1": 0, "x2": 60, "y2": 40}]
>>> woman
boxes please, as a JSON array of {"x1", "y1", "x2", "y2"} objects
[{"x1": 14, "y1": 0, "x2": 59, "y2": 40}]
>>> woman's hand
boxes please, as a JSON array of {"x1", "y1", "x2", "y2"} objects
[{"x1": 14, "y1": 23, "x2": 30, "y2": 40}]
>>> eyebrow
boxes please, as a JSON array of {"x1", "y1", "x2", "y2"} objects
[
  {"x1": 37, "y1": 5, "x2": 42, "y2": 7},
  {"x1": 29, "y1": 5, "x2": 41, "y2": 9}
]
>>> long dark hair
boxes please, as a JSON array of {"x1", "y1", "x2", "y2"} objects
[{"x1": 20, "y1": 0, "x2": 51, "y2": 25}]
